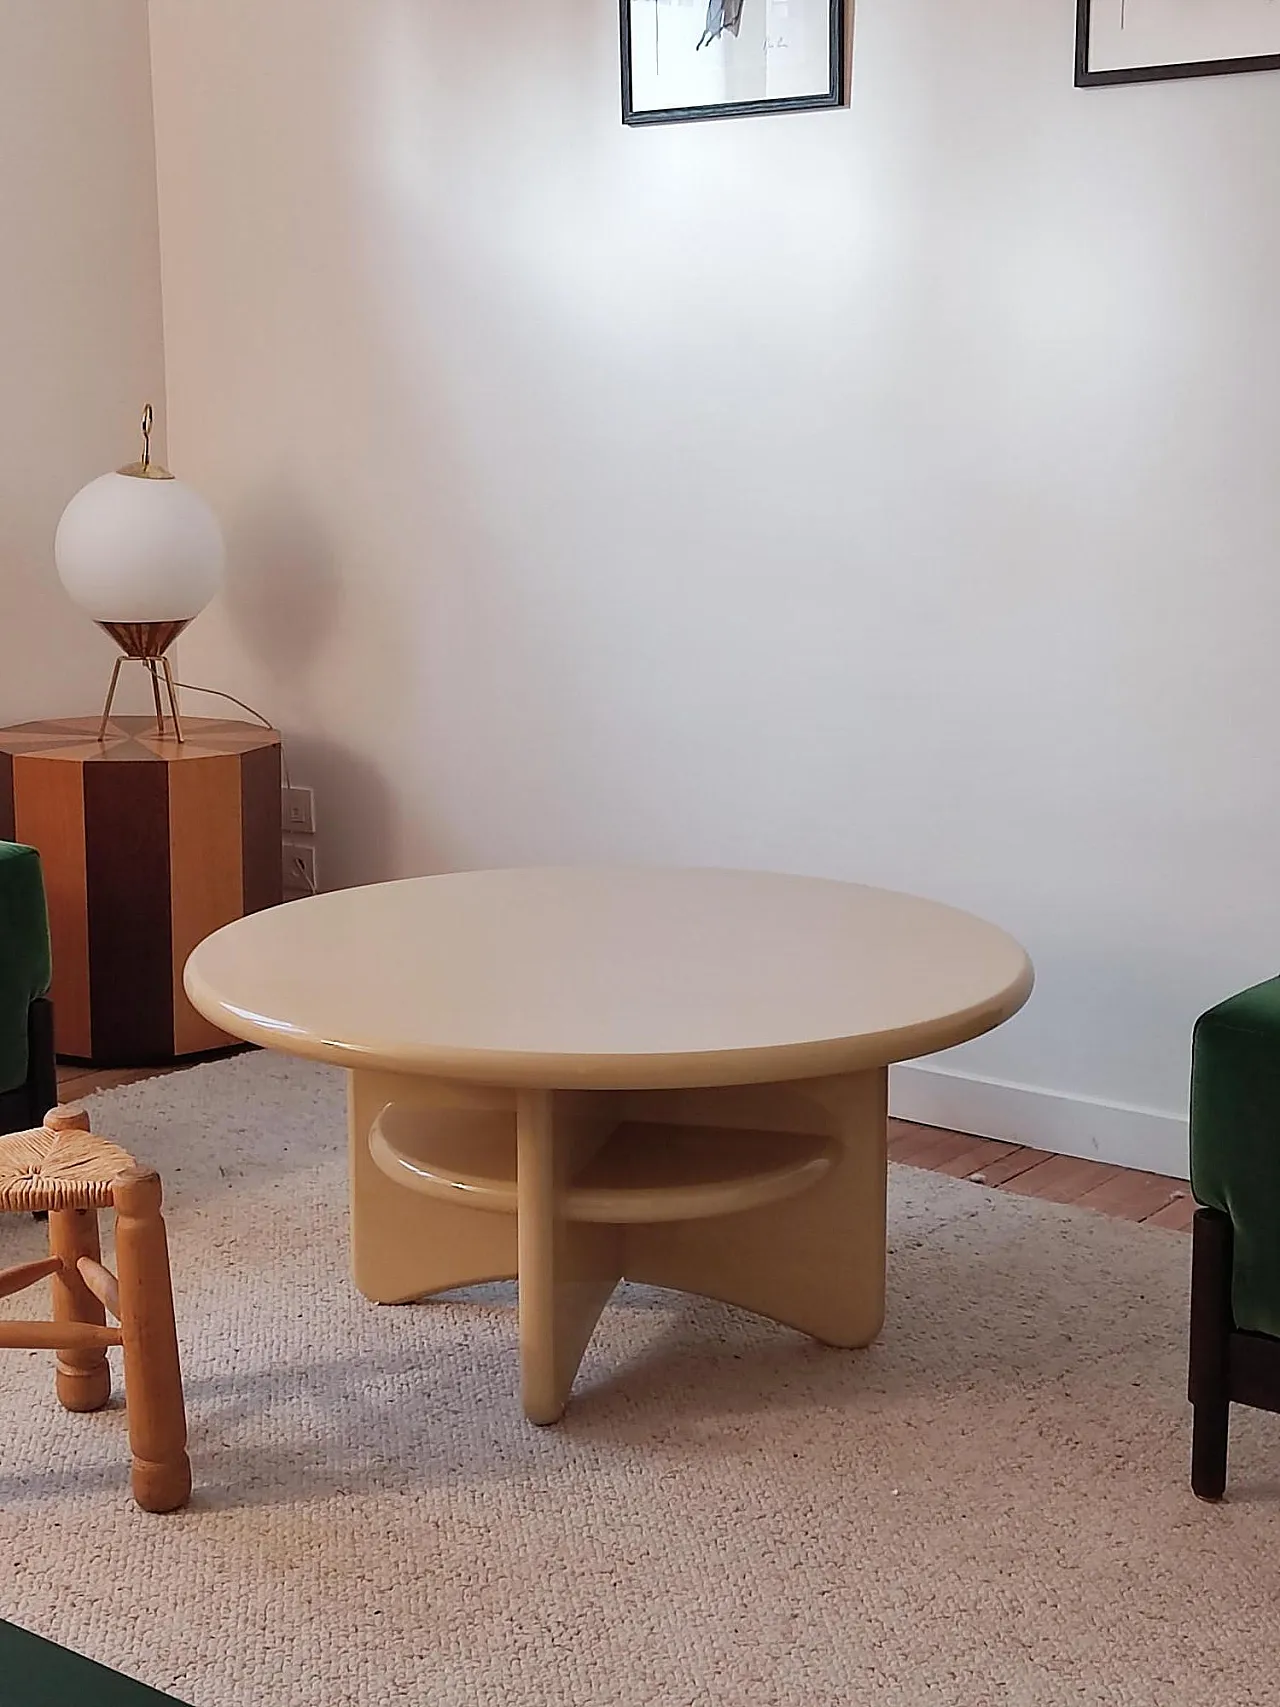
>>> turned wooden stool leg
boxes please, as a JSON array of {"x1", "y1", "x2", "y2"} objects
[
  {"x1": 112, "y1": 1167, "x2": 191, "y2": 1513},
  {"x1": 44, "y1": 1109, "x2": 111, "y2": 1414}
]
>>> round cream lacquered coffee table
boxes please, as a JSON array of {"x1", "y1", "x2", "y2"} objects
[{"x1": 184, "y1": 867, "x2": 1033, "y2": 1422}]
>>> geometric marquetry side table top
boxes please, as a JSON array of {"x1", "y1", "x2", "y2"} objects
[
  {"x1": 0, "y1": 716, "x2": 282, "y2": 1066},
  {"x1": 0, "y1": 716, "x2": 274, "y2": 767}
]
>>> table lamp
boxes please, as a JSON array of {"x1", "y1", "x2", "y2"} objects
[{"x1": 55, "y1": 406, "x2": 225, "y2": 743}]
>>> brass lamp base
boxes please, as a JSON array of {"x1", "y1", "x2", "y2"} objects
[{"x1": 96, "y1": 620, "x2": 193, "y2": 743}]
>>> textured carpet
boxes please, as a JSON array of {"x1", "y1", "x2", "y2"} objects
[{"x1": 0, "y1": 1053, "x2": 1276, "y2": 1706}]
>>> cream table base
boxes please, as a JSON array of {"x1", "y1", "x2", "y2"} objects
[{"x1": 348, "y1": 1067, "x2": 888, "y2": 1424}]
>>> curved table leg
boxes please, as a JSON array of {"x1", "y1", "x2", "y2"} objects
[
  {"x1": 348, "y1": 1070, "x2": 518, "y2": 1304},
  {"x1": 517, "y1": 1091, "x2": 623, "y2": 1425},
  {"x1": 349, "y1": 1067, "x2": 888, "y2": 1420},
  {"x1": 622, "y1": 1068, "x2": 888, "y2": 1350}
]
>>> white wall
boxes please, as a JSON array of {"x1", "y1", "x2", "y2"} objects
[
  {"x1": 148, "y1": 0, "x2": 1280, "y2": 1176},
  {"x1": 0, "y1": 1, "x2": 165, "y2": 724}
]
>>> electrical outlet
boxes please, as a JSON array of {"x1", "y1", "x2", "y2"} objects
[
  {"x1": 282, "y1": 840, "x2": 317, "y2": 895},
  {"x1": 281, "y1": 786, "x2": 316, "y2": 835}
]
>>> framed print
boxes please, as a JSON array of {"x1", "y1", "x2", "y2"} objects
[
  {"x1": 1076, "y1": 0, "x2": 1280, "y2": 86},
  {"x1": 621, "y1": 0, "x2": 845, "y2": 126}
]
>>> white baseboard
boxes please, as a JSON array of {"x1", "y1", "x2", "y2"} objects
[{"x1": 890, "y1": 1064, "x2": 1189, "y2": 1180}]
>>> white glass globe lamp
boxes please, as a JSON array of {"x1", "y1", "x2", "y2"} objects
[{"x1": 55, "y1": 406, "x2": 225, "y2": 742}]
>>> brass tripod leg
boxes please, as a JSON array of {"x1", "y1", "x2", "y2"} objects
[
  {"x1": 160, "y1": 656, "x2": 185, "y2": 743},
  {"x1": 146, "y1": 660, "x2": 167, "y2": 738},
  {"x1": 97, "y1": 657, "x2": 125, "y2": 743}
]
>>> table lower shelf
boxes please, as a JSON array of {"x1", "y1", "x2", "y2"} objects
[
  {"x1": 351, "y1": 1067, "x2": 890, "y2": 1425},
  {"x1": 370, "y1": 1105, "x2": 838, "y2": 1225}
]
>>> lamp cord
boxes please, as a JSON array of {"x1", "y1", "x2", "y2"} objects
[{"x1": 170, "y1": 680, "x2": 293, "y2": 789}]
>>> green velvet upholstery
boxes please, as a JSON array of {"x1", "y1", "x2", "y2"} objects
[
  {"x1": 0, "y1": 842, "x2": 52, "y2": 1096},
  {"x1": 0, "y1": 1620, "x2": 187, "y2": 1704},
  {"x1": 1191, "y1": 976, "x2": 1280, "y2": 1340}
]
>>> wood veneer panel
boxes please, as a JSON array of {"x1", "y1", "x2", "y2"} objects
[
  {"x1": 169, "y1": 754, "x2": 242, "y2": 1055},
  {"x1": 13, "y1": 757, "x2": 91, "y2": 1057},
  {"x1": 965, "y1": 1146, "x2": 1054, "y2": 1188},
  {"x1": 893, "y1": 1129, "x2": 994, "y2": 1171},
  {"x1": 67, "y1": 1064, "x2": 177, "y2": 1095},
  {"x1": 84, "y1": 761, "x2": 172, "y2": 1064},
  {"x1": 1143, "y1": 1194, "x2": 1196, "y2": 1232},
  {"x1": 888, "y1": 1125, "x2": 955, "y2": 1165},
  {"x1": 55, "y1": 1066, "x2": 99, "y2": 1099},
  {"x1": 1073, "y1": 1169, "x2": 1188, "y2": 1224},
  {"x1": 1000, "y1": 1153, "x2": 1121, "y2": 1205},
  {"x1": 929, "y1": 1137, "x2": 1021, "y2": 1179},
  {"x1": 240, "y1": 740, "x2": 282, "y2": 915}
]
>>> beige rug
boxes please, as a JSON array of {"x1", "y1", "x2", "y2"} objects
[{"x1": 0, "y1": 1053, "x2": 1276, "y2": 1706}]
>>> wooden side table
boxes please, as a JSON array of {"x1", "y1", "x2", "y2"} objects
[{"x1": 0, "y1": 716, "x2": 281, "y2": 1066}]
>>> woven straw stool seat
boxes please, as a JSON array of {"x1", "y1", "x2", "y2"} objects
[
  {"x1": 0, "y1": 1123, "x2": 137, "y2": 1213},
  {"x1": 0, "y1": 1105, "x2": 190, "y2": 1512}
]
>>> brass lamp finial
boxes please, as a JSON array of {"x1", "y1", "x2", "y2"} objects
[{"x1": 117, "y1": 403, "x2": 174, "y2": 481}]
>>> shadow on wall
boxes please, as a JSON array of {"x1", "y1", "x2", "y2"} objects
[
  {"x1": 215, "y1": 485, "x2": 416, "y2": 886},
  {"x1": 220, "y1": 482, "x2": 343, "y2": 688},
  {"x1": 279, "y1": 732, "x2": 403, "y2": 891}
]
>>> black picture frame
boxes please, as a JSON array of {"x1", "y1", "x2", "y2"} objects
[
  {"x1": 621, "y1": 0, "x2": 846, "y2": 126},
  {"x1": 1075, "y1": 0, "x2": 1280, "y2": 87}
]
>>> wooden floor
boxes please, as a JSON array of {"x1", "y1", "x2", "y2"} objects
[
  {"x1": 886, "y1": 1119, "x2": 1194, "y2": 1231},
  {"x1": 53, "y1": 1061, "x2": 1197, "y2": 1236}
]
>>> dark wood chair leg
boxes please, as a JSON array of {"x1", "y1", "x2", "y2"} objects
[
  {"x1": 113, "y1": 1167, "x2": 191, "y2": 1513},
  {"x1": 0, "y1": 1000, "x2": 58, "y2": 1170},
  {"x1": 1192, "y1": 1399, "x2": 1229, "y2": 1502},
  {"x1": 1189, "y1": 1207, "x2": 1233, "y2": 1501},
  {"x1": 27, "y1": 998, "x2": 57, "y2": 1130}
]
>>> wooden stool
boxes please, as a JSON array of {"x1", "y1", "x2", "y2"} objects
[{"x1": 0, "y1": 1106, "x2": 190, "y2": 1512}]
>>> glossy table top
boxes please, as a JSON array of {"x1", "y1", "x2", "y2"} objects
[{"x1": 184, "y1": 867, "x2": 1033, "y2": 1089}]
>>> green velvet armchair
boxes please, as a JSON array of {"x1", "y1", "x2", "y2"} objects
[
  {"x1": 1189, "y1": 977, "x2": 1280, "y2": 1499},
  {"x1": 0, "y1": 842, "x2": 57, "y2": 1135},
  {"x1": 0, "y1": 1619, "x2": 186, "y2": 1705}
]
